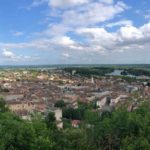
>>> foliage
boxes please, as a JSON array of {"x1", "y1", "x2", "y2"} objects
[
  {"x1": 0, "y1": 98, "x2": 149, "y2": 150},
  {"x1": 122, "y1": 68, "x2": 150, "y2": 77},
  {"x1": 63, "y1": 107, "x2": 85, "y2": 120},
  {"x1": 0, "y1": 97, "x2": 9, "y2": 112},
  {"x1": 45, "y1": 112, "x2": 56, "y2": 129},
  {"x1": 118, "y1": 76, "x2": 137, "y2": 83},
  {"x1": 54, "y1": 100, "x2": 66, "y2": 108},
  {"x1": 64, "y1": 67, "x2": 114, "y2": 77}
]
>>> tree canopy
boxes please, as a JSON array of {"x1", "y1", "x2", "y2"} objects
[{"x1": 0, "y1": 97, "x2": 149, "y2": 150}]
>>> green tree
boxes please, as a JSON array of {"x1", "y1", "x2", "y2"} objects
[
  {"x1": 45, "y1": 112, "x2": 56, "y2": 129},
  {"x1": 55, "y1": 100, "x2": 66, "y2": 108},
  {"x1": 0, "y1": 97, "x2": 9, "y2": 113}
]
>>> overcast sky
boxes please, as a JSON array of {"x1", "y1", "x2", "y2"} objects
[{"x1": 0, "y1": 0, "x2": 150, "y2": 65}]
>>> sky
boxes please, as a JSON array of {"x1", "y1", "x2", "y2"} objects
[{"x1": 0, "y1": 0, "x2": 150, "y2": 65}]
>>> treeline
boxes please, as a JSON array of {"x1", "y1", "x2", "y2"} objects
[
  {"x1": 115, "y1": 76, "x2": 137, "y2": 83},
  {"x1": 64, "y1": 67, "x2": 150, "y2": 77},
  {"x1": 121, "y1": 68, "x2": 150, "y2": 76},
  {"x1": 64, "y1": 67, "x2": 114, "y2": 77},
  {"x1": 0, "y1": 97, "x2": 150, "y2": 149}
]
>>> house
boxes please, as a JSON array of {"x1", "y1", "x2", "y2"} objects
[
  {"x1": 48, "y1": 107, "x2": 63, "y2": 129},
  {"x1": 14, "y1": 109, "x2": 31, "y2": 120},
  {"x1": 5, "y1": 94, "x2": 24, "y2": 101},
  {"x1": 71, "y1": 120, "x2": 81, "y2": 128},
  {"x1": 111, "y1": 95, "x2": 128, "y2": 105},
  {"x1": 96, "y1": 96, "x2": 109, "y2": 109},
  {"x1": 126, "y1": 85, "x2": 138, "y2": 93}
]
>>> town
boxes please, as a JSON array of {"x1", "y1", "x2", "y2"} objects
[
  {"x1": 0, "y1": 67, "x2": 150, "y2": 129},
  {"x1": 1, "y1": 0, "x2": 150, "y2": 149}
]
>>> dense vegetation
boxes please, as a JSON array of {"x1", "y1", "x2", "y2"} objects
[
  {"x1": 121, "y1": 68, "x2": 150, "y2": 76},
  {"x1": 63, "y1": 65, "x2": 150, "y2": 78},
  {"x1": 64, "y1": 67, "x2": 114, "y2": 77},
  {"x1": 54, "y1": 100, "x2": 66, "y2": 108},
  {"x1": 115, "y1": 76, "x2": 137, "y2": 83},
  {"x1": 0, "y1": 97, "x2": 150, "y2": 150}
]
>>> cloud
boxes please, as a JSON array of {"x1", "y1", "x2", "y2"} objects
[
  {"x1": 31, "y1": 0, "x2": 90, "y2": 8},
  {"x1": 31, "y1": 0, "x2": 128, "y2": 27},
  {"x1": 105, "y1": 19, "x2": 133, "y2": 28},
  {"x1": 144, "y1": 14, "x2": 150, "y2": 19},
  {"x1": 52, "y1": 36, "x2": 75, "y2": 46},
  {"x1": 62, "y1": 52, "x2": 70, "y2": 58},
  {"x1": 77, "y1": 27, "x2": 116, "y2": 50},
  {"x1": 51, "y1": 36, "x2": 84, "y2": 50},
  {"x1": 76, "y1": 22, "x2": 150, "y2": 54},
  {"x1": 140, "y1": 22, "x2": 150, "y2": 36},
  {"x1": 62, "y1": 1, "x2": 128, "y2": 27},
  {"x1": 1, "y1": 22, "x2": 150, "y2": 64},
  {"x1": 29, "y1": 0, "x2": 48, "y2": 8},
  {"x1": 12, "y1": 31, "x2": 24, "y2": 37},
  {"x1": 2, "y1": 49, "x2": 16, "y2": 59},
  {"x1": 119, "y1": 25, "x2": 143, "y2": 40},
  {"x1": 27, "y1": 0, "x2": 129, "y2": 43},
  {"x1": 2, "y1": 22, "x2": 150, "y2": 55},
  {"x1": 49, "y1": 0, "x2": 90, "y2": 8},
  {"x1": 100, "y1": 0, "x2": 113, "y2": 4},
  {"x1": 2, "y1": 49, "x2": 40, "y2": 62},
  {"x1": 3, "y1": 0, "x2": 150, "y2": 64},
  {"x1": 43, "y1": 24, "x2": 71, "y2": 37}
]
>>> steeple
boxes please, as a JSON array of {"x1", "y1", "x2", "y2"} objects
[{"x1": 91, "y1": 76, "x2": 94, "y2": 84}]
